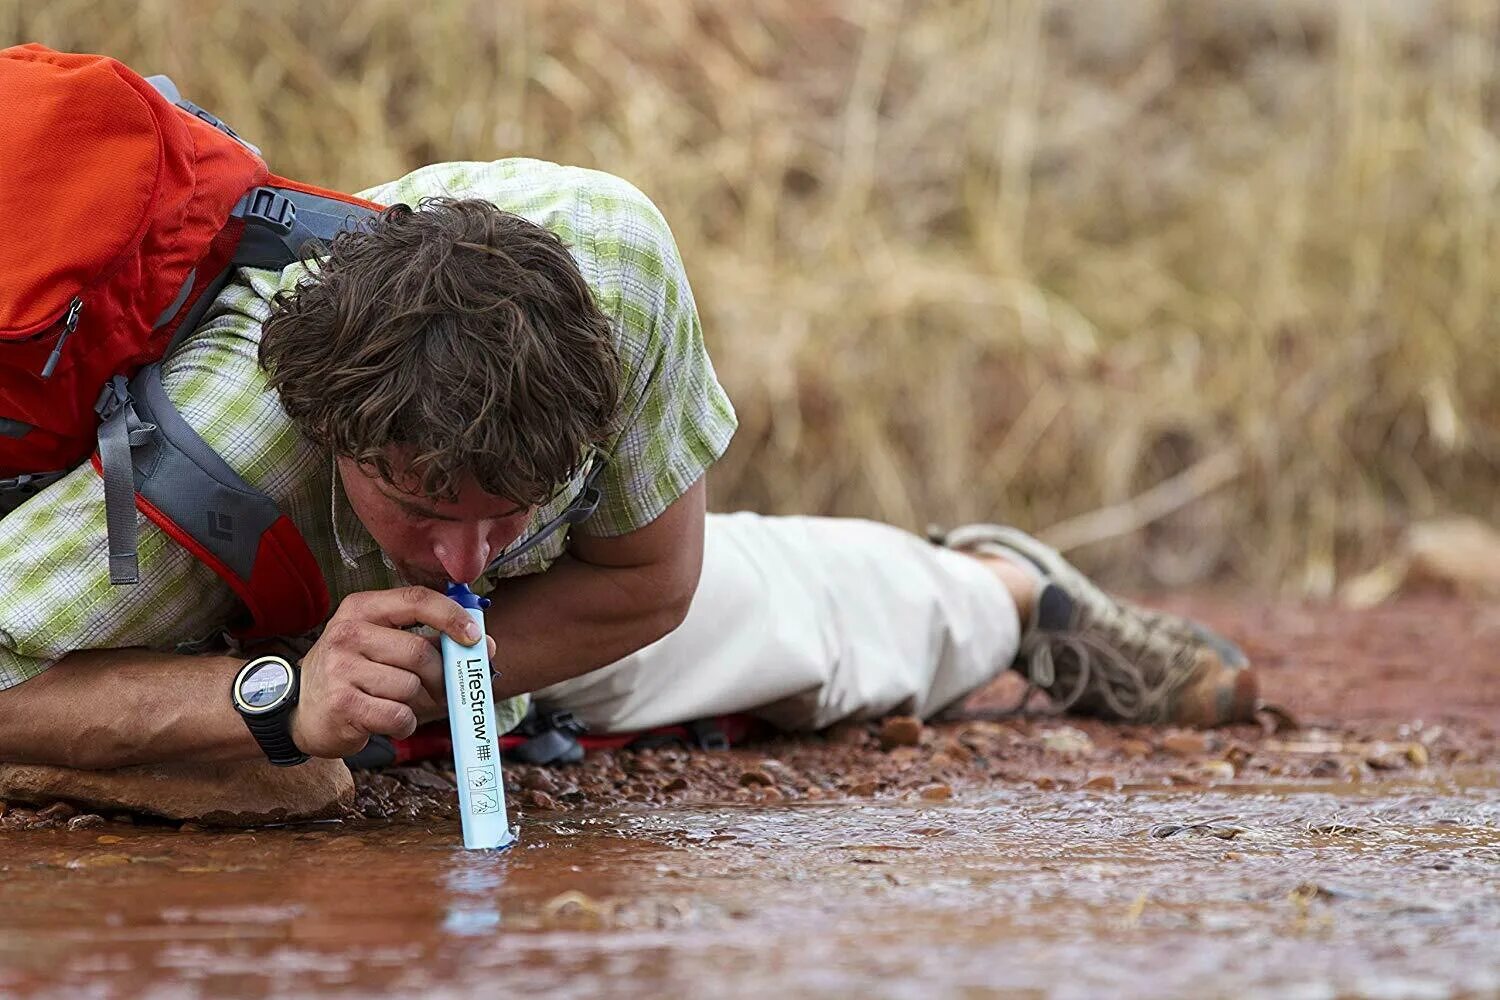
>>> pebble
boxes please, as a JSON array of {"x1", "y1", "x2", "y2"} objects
[
  {"x1": 392, "y1": 768, "x2": 454, "y2": 791},
  {"x1": 918, "y1": 783, "x2": 953, "y2": 801},
  {"x1": 96, "y1": 835, "x2": 124, "y2": 845},
  {"x1": 36, "y1": 802, "x2": 77, "y2": 822},
  {"x1": 521, "y1": 769, "x2": 558, "y2": 794},
  {"x1": 1084, "y1": 774, "x2": 1119, "y2": 791},
  {"x1": 1197, "y1": 761, "x2": 1236, "y2": 782},
  {"x1": 757, "y1": 786, "x2": 785, "y2": 803},
  {"x1": 879, "y1": 716, "x2": 924, "y2": 750},
  {"x1": 739, "y1": 769, "x2": 775, "y2": 787},
  {"x1": 525, "y1": 789, "x2": 559, "y2": 811},
  {"x1": 660, "y1": 777, "x2": 689, "y2": 794},
  {"x1": 928, "y1": 752, "x2": 961, "y2": 772},
  {"x1": 1040, "y1": 727, "x2": 1094, "y2": 757},
  {"x1": 1161, "y1": 732, "x2": 1210, "y2": 757},
  {"x1": 847, "y1": 780, "x2": 879, "y2": 797},
  {"x1": 825, "y1": 721, "x2": 870, "y2": 746},
  {"x1": 65, "y1": 814, "x2": 105, "y2": 831},
  {"x1": 1119, "y1": 739, "x2": 1154, "y2": 759}
]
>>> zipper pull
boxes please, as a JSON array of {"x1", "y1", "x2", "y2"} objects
[{"x1": 40, "y1": 297, "x2": 83, "y2": 379}]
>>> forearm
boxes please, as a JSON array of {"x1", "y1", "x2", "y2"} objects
[
  {"x1": 484, "y1": 548, "x2": 698, "y2": 699},
  {"x1": 0, "y1": 649, "x2": 262, "y2": 768}
]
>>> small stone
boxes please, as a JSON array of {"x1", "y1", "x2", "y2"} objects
[
  {"x1": 880, "y1": 716, "x2": 924, "y2": 750},
  {"x1": 928, "y1": 752, "x2": 960, "y2": 772},
  {"x1": 66, "y1": 814, "x2": 105, "y2": 831},
  {"x1": 391, "y1": 767, "x2": 454, "y2": 791},
  {"x1": 1032, "y1": 776, "x2": 1058, "y2": 790},
  {"x1": 1405, "y1": 743, "x2": 1429, "y2": 767},
  {"x1": 36, "y1": 802, "x2": 77, "y2": 821},
  {"x1": 1119, "y1": 739, "x2": 1153, "y2": 759},
  {"x1": 757, "y1": 786, "x2": 785, "y2": 803},
  {"x1": 69, "y1": 853, "x2": 130, "y2": 869},
  {"x1": 1040, "y1": 727, "x2": 1094, "y2": 757},
  {"x1": 847, "y1": 780, "x2": 879, "y2": 797},
  {"x1": 1197, "y1": 761, "x2": 1235, "y2": 782},
  {"x1": 521, "y1": 769, "x2": 558, "y2": 794},
  {"x1": 0, "y1": 800, "x2": 6, "y2": 817},
  {"x1": 525, "y1": 790, "x2": 559, "y2": 811},
  {"x1": 1161, "y1": 732, "x2": 1209, "y2": 757},
  {"x1": 95, "y1": 835, "x2": 124, "y2": 845},
  {"x1": 739, "y1": 769, "x2": 775, "y2": 787},
  {"x1": 826, "y1": 721, "x2": 870, "y2": 746},
  {"x1": 178, "y1": 822, "x2": 203, "y2": 832},
  {"x1": 1084, "y1": 774, "x2": 1119, "y2": 791},
  {"x1": 918, "y1": 783, "x2": 953, "y2": 801},
  {"x1": 660, "y1": 777, "x2": 688, "y2": 794}
]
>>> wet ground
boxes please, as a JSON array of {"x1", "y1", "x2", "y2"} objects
[{"x1": 1, "y1": 596, "x2": 1497, "y2": 999}]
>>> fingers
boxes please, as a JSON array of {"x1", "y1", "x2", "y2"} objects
[
  {"x1": 328, "y1": 619, "x2": 445, "y2": 703},
  {"x1": 353, "y1": 661, "x2": 425, "y2": 705},
  {"x1": 341, "y1": 586, "x2": 482, "y2": 646},
  {"x1": 347, "y1": 690, "x2": 418, "y2": 742}
]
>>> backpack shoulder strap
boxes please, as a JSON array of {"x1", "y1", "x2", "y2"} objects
[{"x1": 92, "y1": 365, "x2": 330, "y2": 641}]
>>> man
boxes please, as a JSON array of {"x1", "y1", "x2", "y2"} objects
[{"x1": 0, "y1": 159, "x2": 1256, "y2": 792}]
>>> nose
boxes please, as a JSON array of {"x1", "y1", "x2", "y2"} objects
[{"x1": 432, "y1": 527, "x2": 491, "y2": 586}]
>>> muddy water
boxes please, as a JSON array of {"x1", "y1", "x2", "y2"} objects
[{"x1": 1, "y1": 773, "x2": 1496, "y2": 999}]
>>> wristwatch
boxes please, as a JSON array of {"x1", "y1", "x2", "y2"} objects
[{"x1": 231, "y1": 654, "x2": 309, "y2": 767}]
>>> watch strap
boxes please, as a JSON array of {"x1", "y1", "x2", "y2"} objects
[{"x1": 244, "y1": 709, "x2": 309, "y2": 767}]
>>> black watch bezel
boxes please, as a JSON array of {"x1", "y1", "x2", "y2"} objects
[{"x1": 232, "y1": 654, "x2": 309, "y2": 767}]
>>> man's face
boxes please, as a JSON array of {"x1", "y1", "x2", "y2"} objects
[{"x1": 338, "y1": 454, "x2": 536, "y2": 589}]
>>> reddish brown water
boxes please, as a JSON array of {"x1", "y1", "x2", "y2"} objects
[
  {"x1": 1, "y1": 773, "x2": 1497, "y2": 998},
  {"x1": 1, "y1": 596, "x2": 1497, "y2": 998}
]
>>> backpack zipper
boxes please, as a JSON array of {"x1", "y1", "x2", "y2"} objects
[{"x1": 39, "y1": 297, "x2": 84, "y2": 379}]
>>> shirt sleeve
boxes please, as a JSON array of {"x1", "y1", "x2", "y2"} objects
[
  {"x1": 576, "y1": 180, "x2": 737, "y2": 537},
  {"x1": 0, "y1": 285, "x2": 290, "y2": 692}
]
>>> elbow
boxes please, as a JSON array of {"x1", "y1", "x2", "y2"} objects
[{"x1": 641, "y1": 554, "x2": 701, "y2": 646}]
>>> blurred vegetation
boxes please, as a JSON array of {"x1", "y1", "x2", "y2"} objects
[{"x1": 5, "y1": 0, "x2": 1498, "y2": 593}]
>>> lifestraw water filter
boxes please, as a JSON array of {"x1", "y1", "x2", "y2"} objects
[{"x1": 441, "y1": 582, "x2": 516, "y2": 851}]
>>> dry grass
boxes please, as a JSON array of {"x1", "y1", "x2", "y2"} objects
[{"x1": 6, "y1": 0, "x2": 1499, "y2": 592}]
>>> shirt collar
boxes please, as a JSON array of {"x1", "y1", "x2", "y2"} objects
[{"x1": 330, "y1": 464, "x2": 381, "y2": 568}]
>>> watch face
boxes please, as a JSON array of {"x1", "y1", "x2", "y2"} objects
[{"x1": 237, "y1": 658, "x2": 292, "y2": 713}]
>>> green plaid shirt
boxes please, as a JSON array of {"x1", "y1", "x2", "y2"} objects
[{"x1": 0, "y1": 158, "x2": 737, "y2": 735}]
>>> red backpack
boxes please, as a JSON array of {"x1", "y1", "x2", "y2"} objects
[{"x1": 0, "y1": 44, "x2": 382, "y2": 640}]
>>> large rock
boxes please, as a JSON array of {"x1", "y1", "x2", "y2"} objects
[{"x1": 0, "y1": 757, "x2": 354, "y2": 826}]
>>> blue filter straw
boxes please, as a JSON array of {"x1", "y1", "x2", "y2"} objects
[{"x1": 441, "y1": 582, "x2": 516, "y2": 851}]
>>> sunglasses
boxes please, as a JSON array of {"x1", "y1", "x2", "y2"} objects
[{"x1": 482, "y1": 447, "x2": 608, "y2": 573}]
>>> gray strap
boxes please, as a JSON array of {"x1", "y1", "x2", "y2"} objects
[
  {"x1": 95, "y1": 377, "x2": 157, "y2": 586},
  {"x1": 231, "y1": 187, "x2": 377, "y2": 269},
  {"x1": 143, "y1": 73, "x2": 261, "y2": 156}
]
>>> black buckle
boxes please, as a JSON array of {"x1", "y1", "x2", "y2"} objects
[
  {"x1": 688, "y1": 719, "x2": 730, "y2": 751},
  {"x1": 243, "y1": 188, "x2": 297, "y2": 236},
  {"x1": 94, "y1": 375, "x2": 132, "y2": 422},
  {"x1": 178, "y1": 99, "x2": 247, "y2": 144}
]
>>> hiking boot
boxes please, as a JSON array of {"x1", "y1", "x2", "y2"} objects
[{"x1": 939, "y1": 524, "x2": 1259, "y2": 727}]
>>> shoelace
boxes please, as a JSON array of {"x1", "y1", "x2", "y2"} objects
[{"x1": 997, "y1": 627, "x2": 1197, "y2": 721}]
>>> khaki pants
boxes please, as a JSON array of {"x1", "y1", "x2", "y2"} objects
[{"x1": 535, "y1": 513, "x2": 1021, "y2": 732}]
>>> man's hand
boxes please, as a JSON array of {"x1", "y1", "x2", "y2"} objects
[{"x1": 290, "y1": 586, "x2": 494, "y2": 759}]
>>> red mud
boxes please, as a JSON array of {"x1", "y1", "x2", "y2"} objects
[{"x1": 351, "y1": 594, "x2": 1499, "y2": 820}]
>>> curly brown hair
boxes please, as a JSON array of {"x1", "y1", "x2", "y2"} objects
[{"x1": 260, "y1": 198, "x2": 620, "y2": 504}]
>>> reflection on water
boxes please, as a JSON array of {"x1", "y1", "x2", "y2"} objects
[
  {"x1": 440, "y1": 851, "x2": 508, "y2": 937},
  {"x1": 0, "y1": 773, "x2": 1496, "y2": 998}
]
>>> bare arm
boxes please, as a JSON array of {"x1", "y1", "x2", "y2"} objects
[
  {"x1": 485, "y1": 477, "x2": 707, "y2": 699},
  {"x1": 0, "y1": 588, "x2": 488, "y2": 769},
  {"x1": 0, "y1": 648, "x2": 257, "y2": 768}
]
